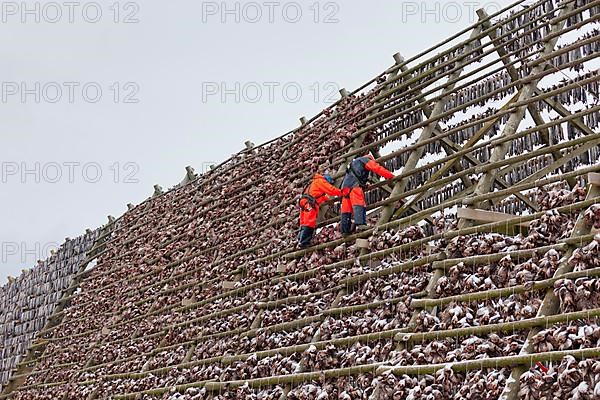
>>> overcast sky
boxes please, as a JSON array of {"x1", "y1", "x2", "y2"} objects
[{"x1": 0, "y1": 0, "x2": 519, "y2": 280}]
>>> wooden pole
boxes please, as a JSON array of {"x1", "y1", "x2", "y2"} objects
[{"x1": 499, "y1": 169, "x2": 600, "y2": 399}]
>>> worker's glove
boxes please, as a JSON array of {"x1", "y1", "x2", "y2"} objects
[{"x1": 341, "y1": 187, "x2": 351, "y2": 197}]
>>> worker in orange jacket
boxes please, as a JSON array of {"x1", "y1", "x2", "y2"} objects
[
  {"x1": 340, "y1": 154, "x2": 394, "y2": 235},
  {"x1": 298, "y1": 173, "x2": 345, "y2": 248}
]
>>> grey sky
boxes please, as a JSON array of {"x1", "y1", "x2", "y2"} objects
[{"x1": 0, "y1": 0, "x2": 515, "y2": 281}]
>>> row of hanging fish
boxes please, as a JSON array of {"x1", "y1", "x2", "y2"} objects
[
  {"x1": 542, "y1": 84, "x2": 598, "y2": 111},
  {"x1": 374, "y1": 80, "x2": 514, "y2": 150},
  {"x1": 0, "y1": 342, "x2": 31, "y2": 366},
  {"x1": 444, "y1": 70, "x2": 517, "y2": 113},
  {"x1": 412, "y1": 54, "x2": 462, "y2": 87},
  {"x1": 590, "y1": 2, "x2": 600, "y2": 18},
  {"x1": 444, "y1": 27, "x2": 598, "y2": 116},
  {"x1": 506, "y1": 131, "x2": 545, "y2": 157},
  {"x1": 0, "y1": 227, "x2": 100, "y2": 387},
  {"x1": 363, "y1": 187, "x2": 389, "y2": 206},
  {"x1": 10, "y1": 317, "x2": 47, "y2": 337},
  {"x1": 1, "y1": 261, "x2": 81, "y2": 305},
  {"x1": 494, "y1": 0, "x2": 556, "y2": 60},
  {"x1": 543, "y1": 108, "x2": 598, "y2": 144},
  {"x1": 491, "y1": 197, "x2": 532, "y2": 215},
  {"x1": 563, "y1": 147, "x2": 600, "y2": 171},
  {"x1": 408, "y1": 36, "x2": 488, "y2": 91},
  {"x1": 547, "y1": 120, "x2": 568, "y2": 145},
  {"x1": 415, "y1": 181, "x2": 466, "y2": 211},
  {"x1": 421, "y1": 136, "x2": 492, "y2": 160},
  {"x1": 371, "y1": 111, "x2": 424, "y2": 144},
  {"x1": 0, "y1": 354, "x2": 22, "y2": 371},
  {"x1": 548, "y1": 29, "x2": 599, "y2": 73},
  {"x1": 439, "y1": 120, "x2": 491, "y2": 149},
  {"x1": 382, "y1": 151, "x2": 411, "y2": 173},
  {"x1": 0, "y1": 294, "x2": 60, "y2": 331},
  {"x1": 19, "y1": 302, "x2": 59, "y2": 325},
  {"x1": 0, "y1": 354, "x2": 22, "y2": 392},
  {"x1": 537, "y1": 70, "x2": 600, "y2": 111},
  {"x1": 473, "y1": 145, "x2": 494, "y2": 163},
  {"x1": 567, "y1": 0, "x2": 598, "y2": 27},
  {"x1": 382, "y1": 90, "x2": 416, "y2": 111},
  {"x1": 501, "y1": 147, "x2": 600, "y2": 186},
  {"x1": 1, "y1": 331, "x2": 35, "y2": 350},
  {"x1": 496, "y1": 0, "x2": 556, "y2": 31},
  {"x1": 544, "y1": 117, "x2": 588, "y2": 144},
  {"x1": 501, "y1": 20, "x2": 549, "y2": 64},
  {"x1": 444, "y1": 102, "x2": 510, "y2": 135},
  {"x1": 583, "y1": 107, "x2": 600, "y2": 129},
  {"x1": 409, "y1": 41, "x2": 485, "y2": 99},
  {"x1": 423, "y1": 140, "x2": 446, "y2": 156},
  {"x1": 502, "y1": 155, "x2": 552, "y2": 186},
  {"x1": 445, "y1": 109, "x2": 503, "y2": 145},
  {"x1": 406, "y1": 163, "x2": 444, "y2": 192},
  {"x1": 0, "y1": 369, "x2": 13, "y2": 392}
]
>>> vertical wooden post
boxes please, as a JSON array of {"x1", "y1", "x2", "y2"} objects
[
  {"x1": 499, "y1": 178, "x2": 599, "y2": 400},
  {"x1": 377, "y1": 22, "x2": 485, "y2": 226},
  {"x1": 477, "y1": 8, "x2": 575, "y2": 188},
  {"x1": 468, "y1": 2, "x2": 576, "y2": 213},
  {"x1": 153, "y1": 185, "x2": 164, "y2": 197}
]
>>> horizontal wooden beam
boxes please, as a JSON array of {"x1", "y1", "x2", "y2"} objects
[
  {"x1": 376, "y1": 346, "x2": 600, "y2": 376},
  {"x1": 457, "y1": 207, "x2": 531, "y2": 227},
  {"x1": 589, "y1": 172, "x2": 600, "y2": 187},
  {"x1": 433, "y1": 243, "x2": 567, "y2": 271},
  {"x1": 398, "y1": 307, "x2": 600, "y2": 344},
  {"x1": 413, "y1": 262, "x2": 600, "y2": 309}
]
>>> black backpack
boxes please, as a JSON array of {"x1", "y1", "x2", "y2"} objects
[{"x1": 298, "y1": 181, "x2": 327, "y2": 211}]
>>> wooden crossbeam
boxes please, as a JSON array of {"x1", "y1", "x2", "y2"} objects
[
  {"x1": 390, "y1": 93, "x2": 521, "y2": 220},
  {"x1": 538, "y1": 89, "x2": 598, "y2": 136},
  {"x1": 590, "y1": 172, "x2": 600, "y2": 187},
  {"x1": 456, "y1": 207, "x2": 531, "y2": 228},
  {"x1": 431, "y1": 128, "x2": 539, "y2": 212},
  {"x1": 376, "y1": 179, "x2": 434, "y2": 225}
]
